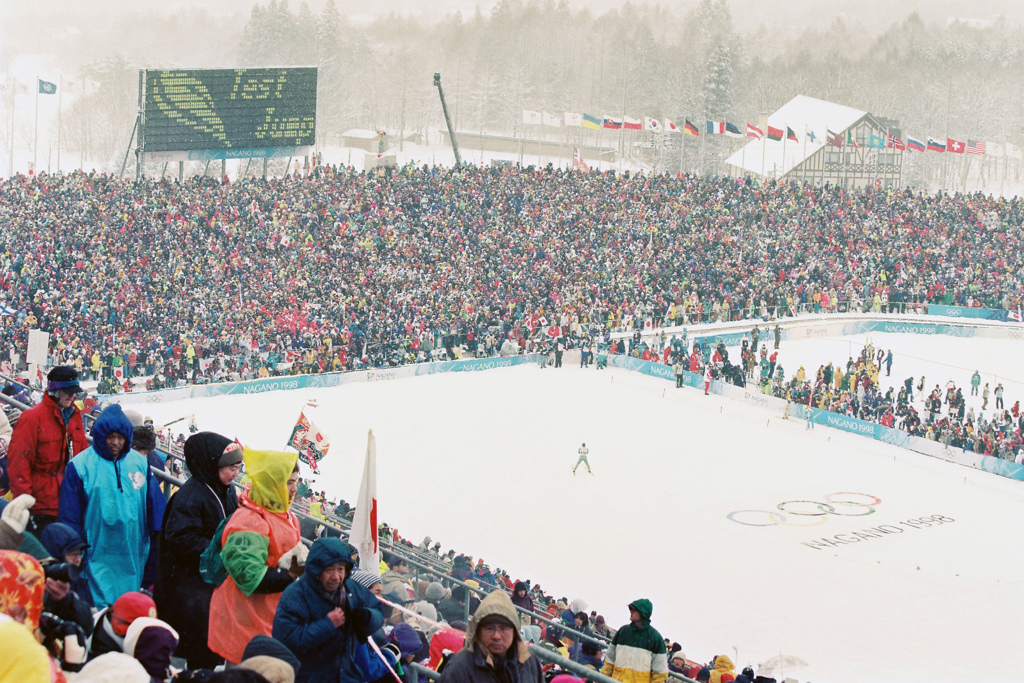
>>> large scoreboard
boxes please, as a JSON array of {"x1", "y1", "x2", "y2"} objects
[{"x1": 141, "y1": 67, "x2": 317, "y2": 160}]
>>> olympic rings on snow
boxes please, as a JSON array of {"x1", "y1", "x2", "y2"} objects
[{"x1": 727, "y1": 492, "x2": 881, "y2": 526}]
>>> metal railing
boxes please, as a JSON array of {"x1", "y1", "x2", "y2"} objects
[{"x1": 409, "y1": 643, "x2": 699, "y2": 683}]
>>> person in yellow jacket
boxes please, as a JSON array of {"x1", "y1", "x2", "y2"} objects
[
  {"x1": 708, "y1": 654, "x2": 735, "y2": 683},
  {"x1": 600, "y1": 599, "x2": 668, "y2": 683},
  {"x1": 208, "y1": 448, "x2": 303, "y2": 664}
]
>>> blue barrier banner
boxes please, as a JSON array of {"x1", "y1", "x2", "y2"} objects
[
  {"x1": 105, "y1": 354, "x2": 540, "y2": 403},
  {"x1": 978, "y1": 457, "x2": 1024, "y2": 481},
  {"x1": 927, "y1": 304, "x2": 1008, "y2": 322}
]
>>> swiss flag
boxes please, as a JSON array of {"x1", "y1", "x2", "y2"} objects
[{"x1": 947, "y1": 138, "x2": 966, "y2": 154}]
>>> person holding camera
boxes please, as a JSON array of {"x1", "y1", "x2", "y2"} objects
[{"x1": 40, "y1": 522, "x2": 94, "y2": 636}]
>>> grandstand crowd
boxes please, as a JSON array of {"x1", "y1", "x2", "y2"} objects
[
  {"x1": 1, "y1": 167, "x2": 1022, "y2": 391},
  {"x1": 2, "y1": 165, "x2": 1024, "y2": 681},
  {"x1": 1, "y1": 364, "x2": 754, "y2": 683}
]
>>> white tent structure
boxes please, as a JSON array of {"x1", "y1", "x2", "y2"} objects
[{"x1": 726, "y1": 95, "x2": 903, "y2": 189}]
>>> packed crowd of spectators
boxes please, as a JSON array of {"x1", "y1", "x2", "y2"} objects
[
  {"x1": 1, "y1": 365, "x2": 762, "y2": 682},
  {"x1": 1, "y1": 166, "x2": 1022, "y2": 394},
  {"x1": 2, "y1": 164, "x2": 1023, "y2": 681}
]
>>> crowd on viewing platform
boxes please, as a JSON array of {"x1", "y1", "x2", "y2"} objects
[
  {"x1": 0, "y1": 166, "x2": 1022, "y2": 395},
  {"x1": 1, "y1": 365, "x2": 765, "y2": 682}
]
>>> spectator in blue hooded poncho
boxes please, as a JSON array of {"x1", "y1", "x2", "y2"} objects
[{"x1": 58, "y1": 404, "x2": 165, "y2": 608}]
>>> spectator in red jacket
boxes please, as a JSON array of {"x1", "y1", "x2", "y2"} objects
[{"x1": 7, "y1": 367, "x2": 88, "y2": 535}]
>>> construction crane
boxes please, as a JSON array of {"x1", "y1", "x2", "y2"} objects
[{"x1": 433, "y1": 73, "x2": 462, "y2": 167}]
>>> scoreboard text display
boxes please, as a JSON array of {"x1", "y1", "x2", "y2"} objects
[{"x1": 143, "y1": 67, "x2": 317, "y2": 152}]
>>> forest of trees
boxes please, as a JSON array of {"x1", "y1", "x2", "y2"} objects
[{"x1": 7, "y1": 0, "x2": 1024, "y2": 188}]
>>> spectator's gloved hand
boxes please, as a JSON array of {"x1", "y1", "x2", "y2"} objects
[
  {"x1": 382, "y1": 642, "x2": 401, "y2": 663},
  {"x1": 59, "y1": 620, "x2": 89, "y2": 672},
  {"x1": 348, "y1": 607, "x2": 374, "y2": 642},
  {"x1": 39, "y1": 613, "x2": 88, "y2": 672},
  {"x1": 1, "y1": 494, "x2": 35, "y2": 534},
  {"x1": 277, "y1": 542, "x2": 309, "y2": 570}
]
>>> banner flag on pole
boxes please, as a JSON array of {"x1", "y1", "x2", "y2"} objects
[
  {"x1": 38, "y1": 79, "x2": 57, "y2": 94},
  {"x1": 349, "y1": 430, "x2": 380, "y2": 575},
  {"x1": 288, "y1": 408, "x2": 331, "y2": 473}
]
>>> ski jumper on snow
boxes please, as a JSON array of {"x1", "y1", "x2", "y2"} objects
[{"x1": 573, "y1": 443, "x2": 592, "y2": 475}]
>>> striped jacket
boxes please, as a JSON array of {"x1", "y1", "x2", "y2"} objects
[{"x1": 600, "y1": 599, "x2": 668, "y2": 683}]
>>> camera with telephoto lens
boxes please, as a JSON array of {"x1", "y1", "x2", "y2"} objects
[
  {"x1": 39, "y1": 613, "x2": 88, "y2": 672},
  {"x1": 43, "y1": 561, "x2": 80, "y2": 583}
]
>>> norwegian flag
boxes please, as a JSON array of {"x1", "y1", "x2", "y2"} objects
[{"x1": 966, "y1": 140, "x2": 987, "y2": 156}]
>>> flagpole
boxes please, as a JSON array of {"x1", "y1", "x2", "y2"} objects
[
  {"x1": 8, "y1": 78, "x2": 15, "y2": 177},
  {"x1": 33, "y1": 79, "x2": 38, "y2": 171},
  {"x1": 699, "y1": 127, "x2": 705, "y2": 176},
  {"x1": 999, "y1": 147, "x2": 1007, "y2": 196},
  {"x1": 801, "y1": 125, "x2": 808, "y2": 184},
  {"x1": 57, "y1": 76, "x2": 63, "y2": 173},
  {"x1": 781, "y1": 124, "x2": 786, "y2": 180},
  {"x1": 679, "y1": 128, "x2": 685, "y2": 175},
  {"x1": 741, "y1": 136, "x2": 746, "y2": 180},
  {"x1": 760, "y1": 133, "x2": 766, "y2": 179}
]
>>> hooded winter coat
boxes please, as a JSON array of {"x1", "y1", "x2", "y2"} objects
[
  {"x1": 39, "y1": 521, "x2": 94, "y2": 608},
  {"x1": 58, "y1": 404, "x2": 165, "y2": 608},
  {"x1": 8, "y1": 392, "x2": 88, "y2": 516},
  {"x1": 272, "y1": 537, "x2": 384, "y2": 683},
  {"x1": 600, "y1": 599, "x2": 668, "y2": 683},
  {"x1": 510, "y1": 581, "x2": 534, "y2": 617},
  {"x1": 209, "y1": 447, "x2": 301, "y2": 664},
  {"x1": 437, "y1": 590, "x2": 543, "y2": 683},
  {"x1": 38, "y1": 523, "x2": 94, "y2": 634},
  {"x1": 154, "y1": 431, "x2": 239, "y2": 668}
]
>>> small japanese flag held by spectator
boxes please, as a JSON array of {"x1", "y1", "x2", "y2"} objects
[{"x1": 1009, "y1": 309, "x2": 1023, "y2": 323}]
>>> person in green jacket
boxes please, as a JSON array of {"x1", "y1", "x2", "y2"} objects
[{"x1": 600, "y1": 599, "x2": 668, "y2": 683}]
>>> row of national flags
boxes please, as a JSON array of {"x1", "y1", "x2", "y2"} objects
[
  {"x1": 524, "y1": 109, "x2": 1024, "y2": 158},
  {"x1": 524, "y1": 110, "x2": 702, "y2": 135},
  {"x1": 0, "y1": 77, "x2": 100, "y2": 95}
]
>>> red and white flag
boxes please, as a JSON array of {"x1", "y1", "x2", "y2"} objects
[
  {"x1": 288, "y1": 409, "x2": 331, "y2": 472},
  {"x1": 572, "y1": 147, "x2": 590, "y2": 172},
  {"x1": 1009, "y1": 309, "x2": 1023, "y2": 323},
  {"x1": 349, "y1": 430, "x2": 380, "y2": 575},
  {"x1": 746, "y1": 123, "x2": 764, "y2": 139},
  {"x1": 664, "y1": 119, "x2": 681, "y2": 134}
]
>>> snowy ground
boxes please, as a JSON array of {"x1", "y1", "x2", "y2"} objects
[{"x1": 132, "y1": 333, "x2": 1024, "y2": 683}]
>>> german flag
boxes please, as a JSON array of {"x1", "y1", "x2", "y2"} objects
[{"x1": 683, "y1": 120, "x2": 700, "y2": 136}]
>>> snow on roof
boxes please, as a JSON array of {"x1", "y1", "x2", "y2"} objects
[
  {"x1": 341, "y1": 129, "x2": 381, "y2": 139},
  {"x1": 726, "y1": 95, "x2": 867, "y2": 178}
]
